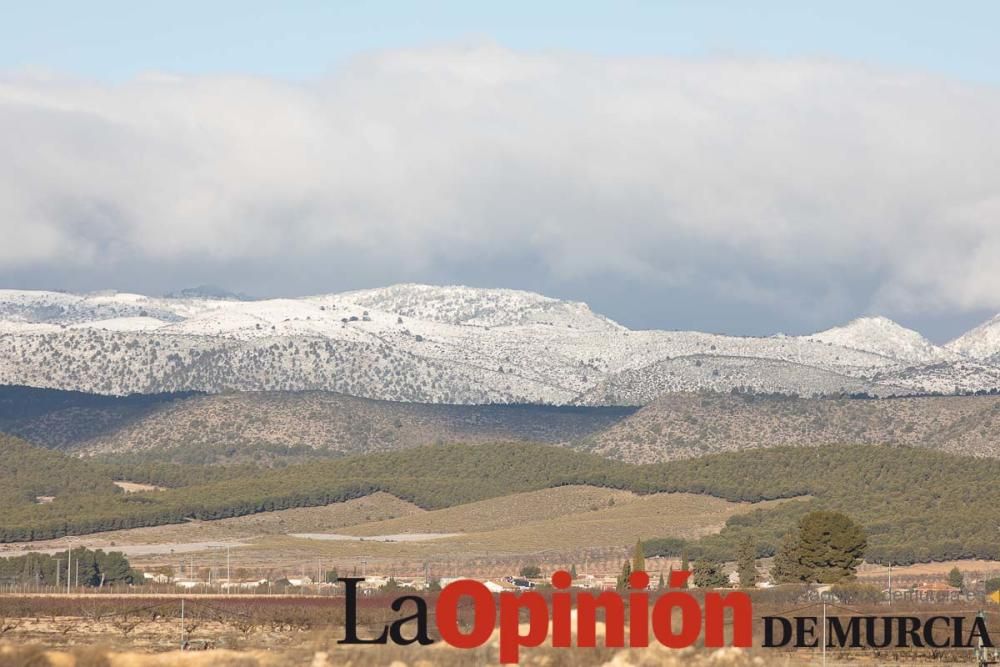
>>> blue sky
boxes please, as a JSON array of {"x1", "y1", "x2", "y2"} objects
[
  {"x1": 2, "y1": 2, "x2": 1000, "y2": 340},
  {"x1": 2, "y1": 1, "x2": 998, "y2": 84}
]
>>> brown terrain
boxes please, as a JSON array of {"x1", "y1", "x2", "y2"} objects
[
  {"x1": 10, "y1": 385, "x2": 1000, "y2": 466},
  {"x1": 584, "y1": 392, "x2": 1000, "y2": 463},
  {"x1": 45, "y1": 390, "x2": 633, "y2": 461},
  {"x1": 0, "y1": 487, "x2": 789, "y2": 580}
]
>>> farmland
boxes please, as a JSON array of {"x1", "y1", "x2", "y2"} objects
[
  {"x1": 2, "y1": 487, "x2": 780, "y2": 582},
  {"x1": 0, "y1": 592, "x2": 991, "y2": 665}
]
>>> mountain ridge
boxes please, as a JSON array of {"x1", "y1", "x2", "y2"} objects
[
  {"x1": 805, "y1": 315, "x2": 955, "y2": 364},
  {"x1": 948, "y1": 313, "x2": 1000, "y2": 361},
  {"x1": 1, "y1": 284, "x2": 998, "y2": 403}
]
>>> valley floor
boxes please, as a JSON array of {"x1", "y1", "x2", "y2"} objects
[{"x1": 0, "y1": 487, "x2": 791, "y2": 578}]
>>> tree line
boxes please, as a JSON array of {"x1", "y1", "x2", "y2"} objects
[{"x1": 0, "y1": 547, "x2": 140, "y2": 587}]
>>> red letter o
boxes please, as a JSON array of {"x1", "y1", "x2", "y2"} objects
[
  {"x1": 652, "y1": 592, "x2": 702, "y2": 648},
  {"x1": 436, "y1": 580, "x2": 496, "y2": 649}
]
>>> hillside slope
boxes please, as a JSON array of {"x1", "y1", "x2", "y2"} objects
[
  {"x1": 11, "y1": 385, "x2": 1000, "y2": 467},
  {"x1": 948, "y1": 314, "x2": 1000, "y2": 361},
  {"x1": 585, "y1": 392, "x2": 1000, "y2": 462},
  {"x1": 73, "y1": 390, "x2": 635, "y2": 462},
  {"x1": 0, "y1": 385, "x2": 198, "y2": 450},
  {"x1": 4, "y1": 436, "x2": 1000, "y2": 565}
]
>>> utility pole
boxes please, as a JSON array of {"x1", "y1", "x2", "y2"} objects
[
  {"x1": 888, "y1": 562, "x2": 892, "y2": 605},
  {"x1": 180, "y1": 599, "x2": 185, "y2": 650},
  {"x1": 821, "y1": 601, "x2": 827, "y2": 666},
  {"x1": 227, "y1": 545, "x2": 231, "y2": 586},
  {"x1": 66, "y1": 547, "x2": 71, "y2": 594},
  {"x1": 55, "y1": 559, "x2": 62, "y2": 589}
]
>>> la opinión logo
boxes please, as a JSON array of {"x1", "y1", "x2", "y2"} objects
[{"x1": 338, "y1": 570, "x2": 752, "y2": 663}]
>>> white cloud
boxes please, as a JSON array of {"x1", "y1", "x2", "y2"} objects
[{"x1": 2, "y1": 44, "x2": 1000, "y2": 318}]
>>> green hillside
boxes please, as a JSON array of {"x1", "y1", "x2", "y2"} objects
[{"x1": 0, "y1": 433, "x2": 996, "y2": 565}]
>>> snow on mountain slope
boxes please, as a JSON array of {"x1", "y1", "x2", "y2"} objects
[
  {"x1": 805, "y1": 316, "x2": 954, "y2": 364},
  {"x1": 334, "y1": 284, "x2": 623, "y2": 330},
  {"x1": 1, "y1": 285, "x2": 998, "y2": 402},
  {"x1": 947, "y1": 314, "x2": 1000, "y2": 361},
  {"x1": 67, "y1": 317, "x2": 169, "y2": 332},
  {"x1": 0, "y1": 320, "x2": 61, "y2": 335},
  {"x1": 575, "y1": 355, "x2": 903, "y2": 406},
  {"x1": 0, "y1": 289, "x2": 201, "y2": 324}
]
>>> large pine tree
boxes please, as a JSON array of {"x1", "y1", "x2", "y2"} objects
[
  {"x1": 736, "y1": 536, "x2": 759, "y2": 588},
  {"x1": 773, "y1": 511, "x2": 867, "y2": 584}
]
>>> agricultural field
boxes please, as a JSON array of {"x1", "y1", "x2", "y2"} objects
[
  {"x1": 0, "y1": 492, "x2": 425, "y2": 551},
  {"x1": 2, "y1": 487, "x2": 780, "y2": 580},
  {"x1": 0, "y1": 642, "x2": 811, "y2": 666},
  {"x1": 0, "y1": 593, "x2": 990, "y2": 666},
  {"x1": 221, "y1": 488, "x2": 787, "y2": 577}
]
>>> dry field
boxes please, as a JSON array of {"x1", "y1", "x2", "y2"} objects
[
  {"x1": 0, "y1": 642, "x2": 812, "y2": 666},
  {"x1": 202, "y1": 487, "x2": 789, "y2": 576},
  {"x1": 113, "y1": 481, "x2": 166, "y2": 493},
  {"x1": 0, "y1": 595, "x2": 983, "y2": 666},
  {"x1": 2, "y1": 591, "x2": 992, "y2": 666},
  {"x1": 0, "y1": 493, "x2": 425, "y2": 552},
  {"x1": 342, "y1": 486, "x2": 640, "y2": 536},
  {"x1": 857, "y1": 558, "x2": 1000, "y2": 584},
  {"x1": 1, "y1": 487, "x2": 789, "y2": 579}
]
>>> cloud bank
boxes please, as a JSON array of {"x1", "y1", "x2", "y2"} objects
[{"x1": 2, "y1": 45, "x2": 1000, "y2": 333}]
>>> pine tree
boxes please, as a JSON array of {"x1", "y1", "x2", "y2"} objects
[
  {"x1": 736, "y1": 536, "x2": 759, "y2": 588},
  {"x1": 681, "y1": 553, "x2": 689, "y2": 572},
  {"x1": 616, "y1": 560, "x2": 632, "y2": 591},
  {"x1": 773, "y1": 511, "x2": 867, "y2": 584},
  {"x1": 796, "y1": 511, "x2": 867, "y2": 583},
  {"x1": 570, "y1": 563, "x2": 577, "y2": 579},
  {"x1": 692, "y1": 559, "x2": 728, "y2": 588},
  {"x1": 948, "y1": 567, "x2": 964, "y2": 590},
  {"x1": 657, "y1": 572, "x2": 665, "y2": 590},
  {"x1": 633, "y1": 539, "x2": 645, "y2": 573},
  {"x1": 771, "y1": 531, "x2": 805, "y2": 583}
]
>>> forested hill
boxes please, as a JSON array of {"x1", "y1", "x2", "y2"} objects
[
  {"x1": 0, "y1": 433, "x2": 996, "y2": 565},
  {"x1": 0, "y1": 385, "x2": 634, "y2": 464},
  {"x1": 0, "y1": 385, "x2": 198, "y2": 450},
  {"x1": 0, "y1": 433, "x2": 249, "y2": 508}
]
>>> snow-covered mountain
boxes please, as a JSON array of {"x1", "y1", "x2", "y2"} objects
[
  {"x1": 947, "y1": 314, "x2": 1000, "y2": 362},
  {"x1": 805, "y1": 316, "x2": 956, "y2": 365},
  {"x1": 0, "y1": 285, "x2": 998, "y2": 403}
]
